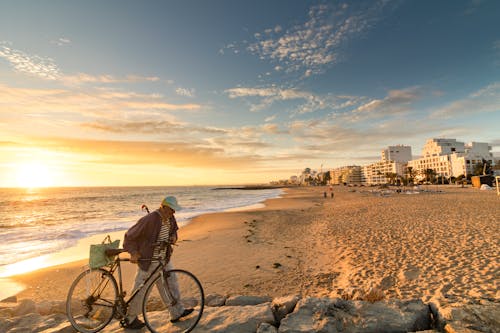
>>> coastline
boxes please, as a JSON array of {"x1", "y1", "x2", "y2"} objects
[{"x1": 6, "y1": 185, "x2": 500, "y2": 309}]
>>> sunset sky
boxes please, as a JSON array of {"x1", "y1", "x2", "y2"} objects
[{"x1": 1, "y1": 0, "x2": 499, "y2": 187}]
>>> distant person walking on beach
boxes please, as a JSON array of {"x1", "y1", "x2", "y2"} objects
[
  {"x1": 329, "y1": 185, "x2": 334, "y2": 198},
  {"x1": 122, "y1": 196, "x2": 193, "y2": 329}
]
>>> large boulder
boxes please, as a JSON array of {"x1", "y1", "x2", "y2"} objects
[
  {"x1": 279, "y1": 297, "x2": 431, "y2": 333},
  {"x1": 197, "y1": 303, "x2": 275, "y2": 332},
  {"x1": 225, "y1": 295, "x2": 273, "y2": 306},
  {"x1": 205, "y1": 293, "x2": 227, "y2": 307},
  {"x1": 12, "y1": 299, "x2": 37, "y2": 317},
  {"x1": 272, "y1": 295, "x2": 300, "y2": 322},
  {"x1": 430, "y1": 300, "x2": 500, "y2": 333}
]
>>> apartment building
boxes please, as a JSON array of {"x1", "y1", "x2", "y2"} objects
[
  {"x1": 381, "y1": 145, "x2": 412, "y2": 163},
  {"x1": 421, "y1": 138, "x2": 465, "y2": 157},
  {"x1": 362, "y1": 160, "x2": 405, "y2": 185},
  {"x1": 408, "y1": 139, "x2": 494, "y2": 180},
  {"x1": 330, "y1": 165, "x2": 362, "y2": 184},
  {"x1": 450, "y1": 142, "x2": 494, "y2": 177}
]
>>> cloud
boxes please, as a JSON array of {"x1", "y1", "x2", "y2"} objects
[
  {"x1": 0, "y1": 42, "x2": 60, "y2": 80},
  {"x1": 51, "y1": 37, "x2": 71, "y2": 46},
  {"x1": 0, "y1": 42, "x2": 163, "y2": 85},
  {"x1": 239, "y1": 1, "x2": 395, "y2": 77},
  {"x1": 81, "y1": 120, "x2": 228, "y2": 136},
  {"x1": 350, "y1": 87, "x2": 420, "y2": 119},
  {"x1": 12, "y1": 136, "x2": 258, "y2": 169},
  {"x1": 0, "y1": 83, "x2": 201, "y2": 123},
  {"x1": 225, "y1": 86, "x2": 362, "y2": 114},
  {"x1": 264, "y1": 115, "x2": 276, "y2": 122},
  {"x1": 62, "y1": 73, "x2": 161, "y2": 85},
  {"x1": 430, "y1": 82, "x2": 500, "y2": 119},
  {"x1": 175, "y1": 87, "x2": 196, "y2": 98}
]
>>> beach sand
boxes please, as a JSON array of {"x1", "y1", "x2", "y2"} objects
[{"x1": 9, "y1": 185, "x2": 500, "y2": 308}]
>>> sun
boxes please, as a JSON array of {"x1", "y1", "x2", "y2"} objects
[{"x1": 15, "y1": 161, "x2": 55, "y2": 188}]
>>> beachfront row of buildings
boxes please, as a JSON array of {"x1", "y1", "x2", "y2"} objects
[{"x1": 291, "y1": 138, "x2": 497, "y2": 186}]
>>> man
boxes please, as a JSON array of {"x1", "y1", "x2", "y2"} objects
[{"x1": 122, "y1": 195, "x2": 193, "y2": 329}]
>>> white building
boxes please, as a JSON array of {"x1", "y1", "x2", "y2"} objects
[
  {"x1": 421, "y1": 138, "x2": 465, "y2": 157},
  {"x1": 330, "y1": 166, "x2": 362, "y2": 184},
  {"x1": 407, "y1": 155, "x2": 452, "y2": 180},
  {"x1": 408, "y1": 139, "x2": 494, "y2": 180},
  {"x1": 362, "y1": 160, "x2": 405, "y2": 185},
  {"x1": 381, "y1": 145, "x2": 412, "y2": 163},
  {"x1": 450, "y1": 142, "x2": 494, "y2": 178}
]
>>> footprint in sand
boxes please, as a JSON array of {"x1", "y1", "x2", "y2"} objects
[{"x1": 397, "y1": 266, "x2": 420, "y2": 282}]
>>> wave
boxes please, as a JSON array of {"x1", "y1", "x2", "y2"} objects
[{"x1": 0, "y1": 186, "x2": 282, "y2": 267}]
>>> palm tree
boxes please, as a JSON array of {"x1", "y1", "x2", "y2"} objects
[
  {"x1": 406, "y1": 166, "x2": 416, "y2": 184},
  {"x1": 423, "y1": 169, "x2": 436, "y2": 184},
  {"x1": 384, "y1": 172, "x2": 398, "y2": 185}
]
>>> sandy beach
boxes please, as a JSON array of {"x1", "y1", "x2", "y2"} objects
[{"x1": 9, "y1": 185, "x2": 500, "y2": 308}]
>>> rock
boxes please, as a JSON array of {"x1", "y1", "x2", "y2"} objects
[
  {"x1": 37, "y1": 301, "x2": 54, "y2": 316},
  {"x1": 339, "y1": 287, "x2": 363, "y2": 300},
  {"x1": 225, "y1": 295, "x2": 273, "y2": 306},
  {"x1": 431, "y1": 300, "x2": 500, "y2": 333},
  {"x1": 35, "y1": 300, "x2": 66, "y2": 316},
  {"x1": 3, "y1": 313, "x2": 42, "y2": 332},
  {"x1": 0, "y1": 296, "x2": 17, "y2": 303},
  {"x1": 12, "y1": 299, "x2": 37, "y2": 317},
  {"x1": 206, "y1": 294, "x2": 227, "y2": 307},
  {"x1": 258, "y1": 322, "x2": 279, "y2": 333},
  {"x1": 191, "y1": 303, "x2": 276, "y2": 332},
  {"x1": 279, "y1": 297, "x2": 431, "y2": 333},
  {"x1": 272, "y1": 295, "x2": 300, "y2": 322}
]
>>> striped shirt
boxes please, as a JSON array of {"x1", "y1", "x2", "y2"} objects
[{"x1": 152, "y1": 221, "x2": 171, "y2": 260}]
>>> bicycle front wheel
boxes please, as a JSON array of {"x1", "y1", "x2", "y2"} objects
[
  {"x1": 66, "y1": 268, "x2": 118, "y2": 333},
  {"x1": 143, "y1": 269, "x2": 204, "y2": 333}
]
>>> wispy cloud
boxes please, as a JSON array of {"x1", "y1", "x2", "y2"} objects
[
  {"x1": 0, "y1": 42, "x2": 60, "y2": 80},
  {"x1": 225, "y1": 1, "x2": 395, "y2": 77},
  {"x1": 430, "y1": 82, "x2": 500, "y2": 119},
  {"x1": 350, "y1": 87, "x2": 421, "y2": 119},
  {"x1": 51, "y1": 37, "x2": 72, "y2": 46},
  {"x1": 0, "y1": 83, "x2": 201, "y2": 124},
  {"x1": 62, "y1": 73, "x2": 161, "y2": 85},
  {"x1": 11, "y1": 136, "x2": 258, "y2": 169},
  {"x1": 225, "y1": 86, "x2": 363, "y2": 114},
  {"x1": 0, "y1": 42, "x2": 164, "y2": 85},
  {"x1": 175, "y1": 87, "x2": 196, "y2": 98}
]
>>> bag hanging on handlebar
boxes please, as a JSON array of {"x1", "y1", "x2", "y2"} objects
[{"x1": 89, "y1": 235, "x2": 120, "y2": 269}]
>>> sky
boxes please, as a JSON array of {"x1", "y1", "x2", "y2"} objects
[{"x1": 0, "y1": 0, "x2": 499, "y2": 187}]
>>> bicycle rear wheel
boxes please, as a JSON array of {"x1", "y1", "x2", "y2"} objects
[
  {"x1": 143, "y1": 269, "x2": 204, "y2": 333},
  {"x1": 66, "y1": 268, "x2": 118, "y2": 333}
]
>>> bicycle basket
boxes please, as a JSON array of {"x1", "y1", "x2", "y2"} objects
[{"x1": 89, "y1": 235, "x2": 120, "y2": 269}]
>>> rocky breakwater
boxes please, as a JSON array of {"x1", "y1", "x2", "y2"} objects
[{"x1": 0, "y1": 294, "x2": 498, "y2": 333}]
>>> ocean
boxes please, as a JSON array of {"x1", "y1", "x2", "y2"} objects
[{"x1": 0, "y1": 186, "x2": 282, "y2": 277}]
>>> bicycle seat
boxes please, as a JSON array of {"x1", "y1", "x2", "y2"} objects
[{"x1": 105, "y1": 248, "x2": 126, "y2": 256}]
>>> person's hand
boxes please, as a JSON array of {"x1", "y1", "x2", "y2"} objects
[
  {"x1": 170, "y1": 233, "x2": 178, "y2": 245},
  {"x1": 130, "y1": 253, "x2": 141, "y2": 263}
]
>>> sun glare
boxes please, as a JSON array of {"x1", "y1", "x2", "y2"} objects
[{"x1": 15, "y1": 162, "x2": 55, "y2": 188}]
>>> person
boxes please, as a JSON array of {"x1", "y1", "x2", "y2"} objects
[
  {"x1": 329, "y1": 185, "x2": 334, "y2": 198},
  {"x1": 122, "y1": 196, "x2": 193, "y2": 329}
]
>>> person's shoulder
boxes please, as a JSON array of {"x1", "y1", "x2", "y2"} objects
[{"x1": 139, "y1": 210, "x2": 161, "y2": 223}]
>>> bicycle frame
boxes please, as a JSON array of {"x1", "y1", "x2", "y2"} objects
[{"x1": 103, "y1": 254, "x2": 172, "y2": 316}]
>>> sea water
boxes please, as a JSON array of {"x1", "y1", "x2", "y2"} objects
[{"x1": 0, "y1": 186, "x2": 282, "y2": 276}]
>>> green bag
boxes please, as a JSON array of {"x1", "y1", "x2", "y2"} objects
[{"x1": 89, "y1": 235, "x2": 120, "y2": 269}]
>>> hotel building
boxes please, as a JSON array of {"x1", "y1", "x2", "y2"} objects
[{"x1": 407, "y1": 139, "x2": 494, "y2": 181}]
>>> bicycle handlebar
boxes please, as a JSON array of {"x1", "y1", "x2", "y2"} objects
[
  {"x1": 105, "y1": 248, "x2": 126, "y2": 256},
  {"x1": 105, "y1": 248, "x2": 171, "y2": 263}
]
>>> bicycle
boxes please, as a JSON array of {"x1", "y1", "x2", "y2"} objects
[{"x1": 66, "y1": 243, "x2": 204, "y2": 333}]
